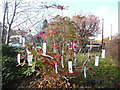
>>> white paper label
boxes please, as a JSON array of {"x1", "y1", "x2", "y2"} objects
[
  {"x1": 95, "y1": 56, "x2": 99, "y2": 66},
  {"x1": 43, "y1": 42, "x2": 46, "y2": 55},
  {"x1": 27, "y1": 54, "x2": 33, "y2": 66},
  {"x1": 88, "y1": 49, "x2": 90, "y2": 57},
  {"x1": 61, "y1": 56, "x2": 64, "y2": 68},
  {"x1": 22, "y1": 37, "x2": 25, "y2": 46},
  {"x1": 19, "y1": 36, "x2": 22, "y2": 43},
  {"x1": 84, "y1": 66, "x2": 87, "y2": 78},
  {"x1": 68, "y1": 61, "x2": 73, "y2": 73},
  {"x1": 17, "y1": 54, "x2": 20, "y2": 64},
  {"x1": 102, "y1": 49, "x2": 105, "y2": 58},
  {"x1": 61, "y1": 46, "x2": 64, "y2": 68},
  {"x1": 55, "y1": 63, "x2": 58, "y2": 74},
  {"x1": 26, "y1": 49, "x2": 31, "y2": 54}
]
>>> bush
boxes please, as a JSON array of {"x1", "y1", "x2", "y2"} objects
[
  {"x1": 2, "y1": 44, "x2": 26, "y2": 88},
  {"x1": 2, "y1": 44, "x2": 17, "y2": 58},
  {"x1": 106, "y1": 34, "x2": 120, "y2": 66},
  {"x1": 2, "y1": 56, "x2": 19, "y2": 86}
]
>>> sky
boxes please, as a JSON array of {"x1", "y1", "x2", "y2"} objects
[
  {"x1": 53, "y1": 0, "x2": 119, "y2": 40},
  {"x1": 0, "y1": 0, "x2": 119, "y2": 40}
]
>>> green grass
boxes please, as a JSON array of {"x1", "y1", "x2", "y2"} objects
[{"x1": 75, "y1": 52, "x2": 120, "y2": 88}]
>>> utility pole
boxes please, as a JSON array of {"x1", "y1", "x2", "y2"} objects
[
  {"x1": 111, "y1": 24, "x2": 112, "y2": 40},
  {"x1": 102, "y1": 19, "x2": 104, "y2": 48}
]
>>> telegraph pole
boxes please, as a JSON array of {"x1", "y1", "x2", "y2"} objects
[
  {"x1": 111, "y1": 24, "x2": 112, "y2": 40},
  {"x1": 102, "y1": 19, "x2": 104, "y2": 48}
]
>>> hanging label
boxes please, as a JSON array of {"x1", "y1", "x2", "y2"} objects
[
  {"x1": 61, "y1": 46, "x2": 64, "y2": 68},
  {"x1": 102, "y1": 49, "x2": 105, "y2": 58},
  {"x1": 43, "y1": 42, "x2": 46, "y2": 55},
  {"x1": 19, "y1": 36, "x2": 22, "y2": 43},
  {"x1": 95, "y1": 56, "x2": 99, "y2": 66},
  {"x1": 55, "y1": 63, "x2": 58, "y2": 74},
  {"x1": 84, "y1": 66, "x2": 87, "y2": 78},
  {"x1": 27, "y1": 54, "x2": 33, "y2": 66},
  {"x1": 61, "y1": 56, "x2": 64, "y2": 68},
  {"x1": 22, "y1": 37, "x2": 25, "y2": 47},
  {"x1": 68, "y1": 61, "x2": 73, "y2": 73},
  {"x1": 17, "y1": 53, "x2": 20, "y2": 64}
]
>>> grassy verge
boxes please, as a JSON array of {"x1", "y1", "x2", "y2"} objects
[{"x1": 74, "y1": 52, "x2": 120, "y2": 88}]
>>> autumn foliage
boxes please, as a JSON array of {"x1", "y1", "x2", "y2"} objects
[{"x1": 15, "y1": 14, "x2": 100, "y2": 87}]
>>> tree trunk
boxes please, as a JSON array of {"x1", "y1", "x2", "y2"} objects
[
  {"x1": 2, "y1": 2, "x2": 7, "y2": 43},
  {"x1": 5, "y1": 25, "x2": 11, "y2": 45},
  {"x1": 5, "y1": 1, "x2": 17, "y2": 45}
]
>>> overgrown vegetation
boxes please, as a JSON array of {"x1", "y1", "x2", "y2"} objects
[{"x1": 106, "y1": 34, "x2": 120, "y2": 66}]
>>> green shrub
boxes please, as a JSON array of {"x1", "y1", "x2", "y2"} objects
[
  {"x1": 2, "y1": 44, "x2": 17, "y2": 58},
  {"x1": 2, "y1": 56, "x2": 21, "y2": 87},
  {"x1": 1, "y1": 44, "x2": 26, "y2": 88}
]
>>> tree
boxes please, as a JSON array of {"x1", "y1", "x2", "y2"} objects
[
  {"x1": 2, "y1": 0, "x2": 62, "y2": 44},
  {"x1": 44, "y1": 14, "x2": 100, "y2": 51},
  {"x1": 72, "y1": 14, "x2": 100, "y2": 47},
  {"x1": 42, "y1": 14, "x2": 100, "y2": 68},
  {"x1": 5, "y1": 0, "x2": 20, "y2": 44},
  {"x1": 44, "y1": 15, "x2": 77, "y2": 53}
]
